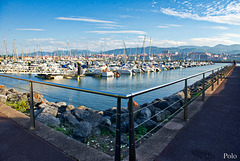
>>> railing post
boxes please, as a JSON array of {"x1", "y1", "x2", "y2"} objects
[
  {"x1": 30, "y1": 81, "x2": 35, "y2": 130},
  {"x1": 184, "y1": 79, "x2": 188, "y2": 121},
  {"x1": 115, "y1": 97, "x2": 121, "y2": 161},
  {"x1": 202, "y1": 73, "x2": 205, "y2": 101},
  {"x1": 128, "y1": 97, "x2": 136, "y2": 161},
  {"x1": 211, "y1": 70, "x2": 214, "y2": 91},
  {"x1": 221, "y1": 67, "x2": 223, "y2": 81},
  {"x1": 217, "y1": 68, "x2": 219, "y2": 85}
]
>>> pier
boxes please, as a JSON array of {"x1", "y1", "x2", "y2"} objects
[{"x1": 0, "y1": 65, "x2": 238, "y2": 161}]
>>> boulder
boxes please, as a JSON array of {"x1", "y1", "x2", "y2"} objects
[
  {"x1": 163, "y1": 110, "x2": 171, "y2": 117},
  {"x1": 111, "y1": 113, "x2": 129, "y2": 123},
  {"x1": 36, "y1": 113, "x2": 60, "y2": 127},
  {"x1": 58, "y1": 104, "x2": 74, "y2": 113},
  {"x1": 152, "y1": 99, "x2": 170, "y2": 110},
  {"x1": 76, "y1": 105, "x2": 87, "y2": 110},
  {"x1": 58, "y1": 105, "x2": 67, "y2": 113},
  {"x1": 8, "y1": 88, "x2": 18, "y2": 93},
  {"x1": 73, "y1": 108, "x2": 103, "y2": 127},
  {"x1": 103, "y1": 107, "x2": 129, "y2": 117},
  {"x1": 7, "y1": 93, "x2": 20, "y2": 102},
  {"x1": 38, "y1": 103, "x2": 48, "y2": 108},
  {"x1": 163, "y1": 94, "x2": 183, "y2": 111},
  {"x1": 91, "y1": 127, "x2": 101, "y2": 137},
  {"x1": 42, "y1": 106, "x2": 58, "y2": 117},
  {"x1": 0, "y1": 85, "x2": 7, "y2": 95},
  {"x1": 73, "y1": 121, "x2": 92, "y2": 143},
  {"x1": 101, "y1": 117, "x2": 111, "y2": 127},
  {"x1": 59, "y1": 111, "x2": 79, "y2": 126},
  {"x1": 0, "y1": 94, "x2": 7, "y2": 103},
  {"x1": 138, "y1": 108, "x2": 151, "y2": 119},
  {"x1": 103, "y1": 107, "x2": 117, "y2": 117},
  {"x1": 54, "y1": 102, "x2": 67, "y2": 108},
  {"x1": 152, "y1": 109, "x2": 165, "y2": 122},
  {"x1": 66, "y1": 105, "x2": 75, "y2": 111},
  {"x1": 135, "y1": 117, "x2": 156, "y2": 131}
]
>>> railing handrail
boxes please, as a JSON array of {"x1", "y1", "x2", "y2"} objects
[{"x1": 0, "y1": 65, "x2": 228, "y2": 99}]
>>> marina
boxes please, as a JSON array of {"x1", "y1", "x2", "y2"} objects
[{"x1": 0, "y1": 58, "x2": 229, "y2": 110}]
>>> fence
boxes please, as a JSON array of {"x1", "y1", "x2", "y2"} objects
[{"x1": 0, "y1": 64, "x2": 234, "y2": 161}]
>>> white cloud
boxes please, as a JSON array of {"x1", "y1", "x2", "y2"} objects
[
  {"x1": 87, "y1": 30, "x2": 147, "y2": 35},
  {"x1": 221, "y1": 33, "x2": 240, "y2": 38},
  {"x1": 189, "y1": 32, "x2": 240, "y2": 46},
  {"x1": 16, "y1": 28, "x2": 45, "y2": 31},
  {"x1": 156, "y1": 24, "x2": 182, "y2": 28},
  {"x1": 190, "y1": 37, "x2": 234, "y2": 46},
  {"x1": 156, "y1": 26, "x2": 169, "y2": 28},
  {"x1": 211, "y1": 26, "x2": 228, "y2": 30},
  {"x1": 153, "y1": 39, "x2": 187, "y2": 47},
  {"x1": 55, "y1": 17, "x2": 116, "y2": 24},
  {"x1": 119, "y1": 15, "x2": 137, "y2": 18},
  {"x1": 160, "y1": 1, "x2": 240, "y2": 25}
]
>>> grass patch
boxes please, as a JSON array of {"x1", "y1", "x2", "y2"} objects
[{"x1": 5, "y1": 100, "x2": 30, "y2": 113}]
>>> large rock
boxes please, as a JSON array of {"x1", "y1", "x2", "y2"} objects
[
  {"x1": 103, "y1": 107, "x2": 117, "y2": 116},
  {"x1": 8, "y1": 88, "x2": 18, "y2": 93},
  {"x1": 58, "y1": 105, "x2": 74, "y2": 113},
  {"x1": 42, "y1": 106, "x2": 58, "y2": 117},
  {"x1": 54, "y1": 102, "x2": 67, "y2": 108},
  {"x1": 138, "y1": 108, "x2": 151, "y2": 119},
  {"x1": 73, "y1": 121, "x2": 92, "y2": 143},
  {"x1": 103, "y1": 107, "x2": 129, "y2": 117},
  {"x1": 0, "y1": 94, "x2": 7, "y2": 103},
  {"x1": 59, "y1": 111, "x2": 79, "y2": 126},
  {"x1": 36, "y1": 113, "x2": 60, "y2": 127},
  {"x1": 0, "y1": 85, "x2": 7, "y2": 95},
  {"x1": 135, "y1": 117, "x2": 156, "y2": 131},
  {"x1": 152, "y1": 99, "x2": 170, "y2": 110},
  {"x1": 101, "y1": 117, "x2": 112, "y2": 127},
  {"x1": 66, "y1": 105, "x2": 75, "y2": 111},
  {"x1": 32, "y1": 91, "x2": 44, "y2": 104},
  {"x1": 152, "y1": 109, "x2": 165, "y2": 122},
  {"x1": 73, "y1": 108, "x2": 103, "y2": 127},
  {"x1": 7, "y1": 93, "x2": 20, "y2": 102},
  {"x1": 111, "y1": 113, "x2": 129, "y2": 123},
  {"x1": 76, "y1": 105, "x2": 87, "y2": 110}
]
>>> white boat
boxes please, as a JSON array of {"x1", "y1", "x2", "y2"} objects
[
  {"x1": 101, "y1": 71, "x2": 114, "y2": 77},
  {"x1": 116, "y1": 68, "x2": 132, "y2": 75}
]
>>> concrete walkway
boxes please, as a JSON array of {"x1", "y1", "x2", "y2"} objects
[
  {"x1": 155, "y1": 67, "x2": 240, "y2": 161},
  {"x1": 0, "y1": 112, "x2": 75, "y2": 161}
]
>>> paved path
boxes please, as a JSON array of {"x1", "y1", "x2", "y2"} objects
[
  {"x1": 155, "y1": 66, "x2": 240, "y2": 161},
  {"x1": 0, "y1": 112, "x2": 75, "y2": 161}
]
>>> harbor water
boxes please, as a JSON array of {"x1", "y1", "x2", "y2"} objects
[{"x1": 0, "y1": 63, "x2": 230, "y2": 110}]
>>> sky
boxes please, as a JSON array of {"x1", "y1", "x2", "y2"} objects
[{"x1": 1, "y1": 0, "x2": 240, "y2": 53}]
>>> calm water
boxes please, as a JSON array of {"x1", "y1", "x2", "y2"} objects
[{"x1": 0, "y1": 63, "x2": 230, "y2": 111}]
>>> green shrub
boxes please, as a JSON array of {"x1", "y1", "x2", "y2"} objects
[{"x1": 6, "y1": 101, "x2": 30, "y2": 113}]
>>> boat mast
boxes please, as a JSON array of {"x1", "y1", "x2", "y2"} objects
[
  {"x1": 67, "y1": 39, "x2": 71, "y2": 59},
  {"x1": 4, "y1": 38, "x2": 8, "y2": 59},
  {"x1": 149, "y1": 37, "x2": 152, "y2": 61}
]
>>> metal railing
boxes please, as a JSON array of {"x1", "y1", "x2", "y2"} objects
[{"x1": 0, "y1": 64, "x2": 234, "y2": 161}]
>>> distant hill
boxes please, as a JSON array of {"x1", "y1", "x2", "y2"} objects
[
  {"x1": 26, "y1": 44, "x2": 240, "y2": 56},
  {"x1": 103, "y1": 44, "x2": 240, "y2": 55}
]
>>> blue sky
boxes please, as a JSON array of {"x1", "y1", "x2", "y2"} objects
[{"x1": 1, "y1": 0, "x2": 240, "y2": 53}]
